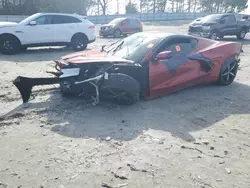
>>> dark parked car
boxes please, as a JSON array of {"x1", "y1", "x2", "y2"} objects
[
  {"x1": 99, "y1": 17, "x2": 143, "y2": 38},
  {"x1": 188, "y1": 13, "x2": 250, "y2": 40}
]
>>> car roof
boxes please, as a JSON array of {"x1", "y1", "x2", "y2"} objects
[{"x1": 36, "y1": 12, "x2": 84, "y2": 17}]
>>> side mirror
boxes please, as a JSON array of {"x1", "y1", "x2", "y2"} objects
[
  {"x1": 29, "y1": 21, "x2": 37, "y2": 26},
  {"x1": 155, "y1": 51, "x2": 173, "y2": 61}
]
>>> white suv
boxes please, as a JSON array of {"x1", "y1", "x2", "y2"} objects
[{"x1": 0, "y1": 13, "x2": 96, "y2": 54}]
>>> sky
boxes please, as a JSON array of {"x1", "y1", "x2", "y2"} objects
[
  {"x1": 108, "y1": 0, "x2": 128, "y2": 15},
  {"x1": 241, "y1": 0, "x2": 250, "y2": 14}
]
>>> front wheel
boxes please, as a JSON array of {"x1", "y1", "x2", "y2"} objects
[
  {"x1": 218, "y1": 58, "x2": 238, "y2": 85},
  {"x1": 113, "y1": 29, "x2": 122, "y2": 38},
  {"x1": 103, "y1": 88, "x2": 139, "y2": 105},
  {"x1": 0, "y1": 35, "x2": 21, "y2": 55},
  {"x1": 100, "y1": 73, "x2": 140, "y2": 105}
]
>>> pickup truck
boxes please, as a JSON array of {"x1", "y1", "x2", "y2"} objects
[{"x1": 188, "y1": 13, "x2": 250, "y2": 40}]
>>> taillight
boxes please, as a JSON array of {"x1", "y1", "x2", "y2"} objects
[{"x1": 89, "y1": 25, "x2": 95, "y2": 29}]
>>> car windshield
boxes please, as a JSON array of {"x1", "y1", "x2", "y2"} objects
[
  {"x1": 202, "y1": 14, "x2": 222, "y2": 22},
  {"x1": 108, "y1": 18, "x2": 124, "y2": 25},
  {"x1": 107, "y1": 33, "x2": 163, "y2": 63}
]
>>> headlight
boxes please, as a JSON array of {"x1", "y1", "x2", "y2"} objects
[{"x1": 202, "y1": 26, "x2": 210, "y2": 30}]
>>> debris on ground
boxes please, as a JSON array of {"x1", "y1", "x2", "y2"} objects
[
  {"x1": 181, "y1": 145, "x2": 203, "y2": 153},
  {"x1": 101, "y1": 182, "x2": 128, "y2": 188},
  {"x1": 202, "y1": 141, "x2": 210, "y2": 145},
  {"x1": 111, "y1": 168, "x2": 129, "y2": 180},
  {"x1": 214, "y1": 155, "x2": 224, "y2": 158},
  {"x1": 0, "y1": 182, "x2": 8, "y2": 188},
  {"x1": 127, "y1": 163, "x2": 149, "y2": 173},
  {"x1": 225, "y1": 168, "x2": 231, "y2": 174},
  {"x1": 105, "y1": 136, "x2": 112, "y2": 141}
]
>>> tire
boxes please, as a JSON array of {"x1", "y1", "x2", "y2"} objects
[
  {"x1": 113, "y1": 29, "x2": 122, "y2": 38},
  {"x1": 0, "y1": 35, "x2": 21, "y2": 55},
  {"x1": 71, "y1": 34, "x2": 88, "y2": 51},
  {"x1": 136, "y1": 28, "x2": 141, "y2": 32},
  {"x1": 100, "y1": 73, "x2": 140, "y2": 105},
  {"x1": 218, "y1": 57, "x2": 239, "y2": 86},
  {"x1": 209, "y1": 31, "x2": 217, "y2": 40},
  {"x1": 237, "y1": 29, "x2": 246, "y2": 39}
]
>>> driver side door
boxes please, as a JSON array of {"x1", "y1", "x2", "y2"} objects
[
  {"x1": 21, "y1": 15, "x2": 53, "y2": 45},
  {"x1": 149, "y1": 38, "x2": 201, "y2": 98},
  {"x1": 120, "y1": 19, "x2": 130, "y2": 34}
]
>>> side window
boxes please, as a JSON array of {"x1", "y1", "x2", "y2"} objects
[
  {"x1": 128, "y1": 19, "x2": 137, "y2": 26},
  {"x1": 63, "y1": 16, "x2": 82, "y2": 24},
  {"x1": 160, "y1": 38, "x2": 195, "y2": 56},
  {"x1": 121, "y1": 19, "x2": 128, "y2": 25},
  {"x1": 52, "y1": 15, "x2": 82, "y2": 24},
  {"x1": 34, "y1": 16, "x2": 52, "y2": 25},
  {"x1": 221, "y1": 16, "x2": 229, "y2": 23}
]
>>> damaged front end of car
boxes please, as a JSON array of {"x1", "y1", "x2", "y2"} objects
[{"x1": 13, "y1": 59, "x2": 142, "y2": 107}]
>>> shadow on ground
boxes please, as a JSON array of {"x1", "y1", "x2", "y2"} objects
[{"x1": 6, "y1": 81, "x2": 250, "y2": 142}]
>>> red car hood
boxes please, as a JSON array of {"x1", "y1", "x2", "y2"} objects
[{"x1": 61, "y1": 49, "x2": 134, "y2": 64}]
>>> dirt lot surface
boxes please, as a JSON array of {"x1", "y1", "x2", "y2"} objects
[{"x1": 0, "y1": 20, "x2": 250, "y2": 188}]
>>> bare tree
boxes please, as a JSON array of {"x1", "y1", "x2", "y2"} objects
[{"x1": 98, "y1": 0, "x2": 108, "y2": 15}]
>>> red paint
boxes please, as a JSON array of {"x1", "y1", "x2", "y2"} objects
[
  {"x1": 145, "y1": 36, "x2": 242, "y2": 99},
  {"x1": 59, "y1": 33, "x2": 243, "y2": 101},
  {"x1": 61, "y1": 49, "x2": 134, "y2": 64}
]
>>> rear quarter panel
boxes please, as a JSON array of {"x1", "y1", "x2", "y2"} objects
[{"x1": 198, "y1": 39, "x2": 242, "y2": 82}]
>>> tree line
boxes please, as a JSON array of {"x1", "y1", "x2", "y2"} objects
[{"x1": 0, "y1": 0, "x2": 247, "y2": 15}]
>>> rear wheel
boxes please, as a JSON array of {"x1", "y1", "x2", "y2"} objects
[
  {"x1": 71, "y1": 34, "x2": 88, "y2": 51},
  {"x1": 218, "y1": 58, "x2": 238, "y2": 85},
  {"x1": 0, "y1": 35, "x2": 21, "y2": 55},
  {"x1": 237, "y1": 29, "x2": 246, "y2": 39}
]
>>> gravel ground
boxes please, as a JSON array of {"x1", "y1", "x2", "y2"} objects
[{"x1": 0, "y1": 20, "x2": 250, "y2": 188}]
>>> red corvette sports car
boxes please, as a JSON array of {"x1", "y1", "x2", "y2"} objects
[{"x1": 13, "y1": 31, "x2": 243, "y2": 106}]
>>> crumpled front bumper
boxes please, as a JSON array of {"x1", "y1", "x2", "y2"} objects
[
  {"x1": 188, "y1": 32, "x2": 210, "y2": 38},
  {"x1": 99, "y1": 28, "x2": 115, "y2": 36}
]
